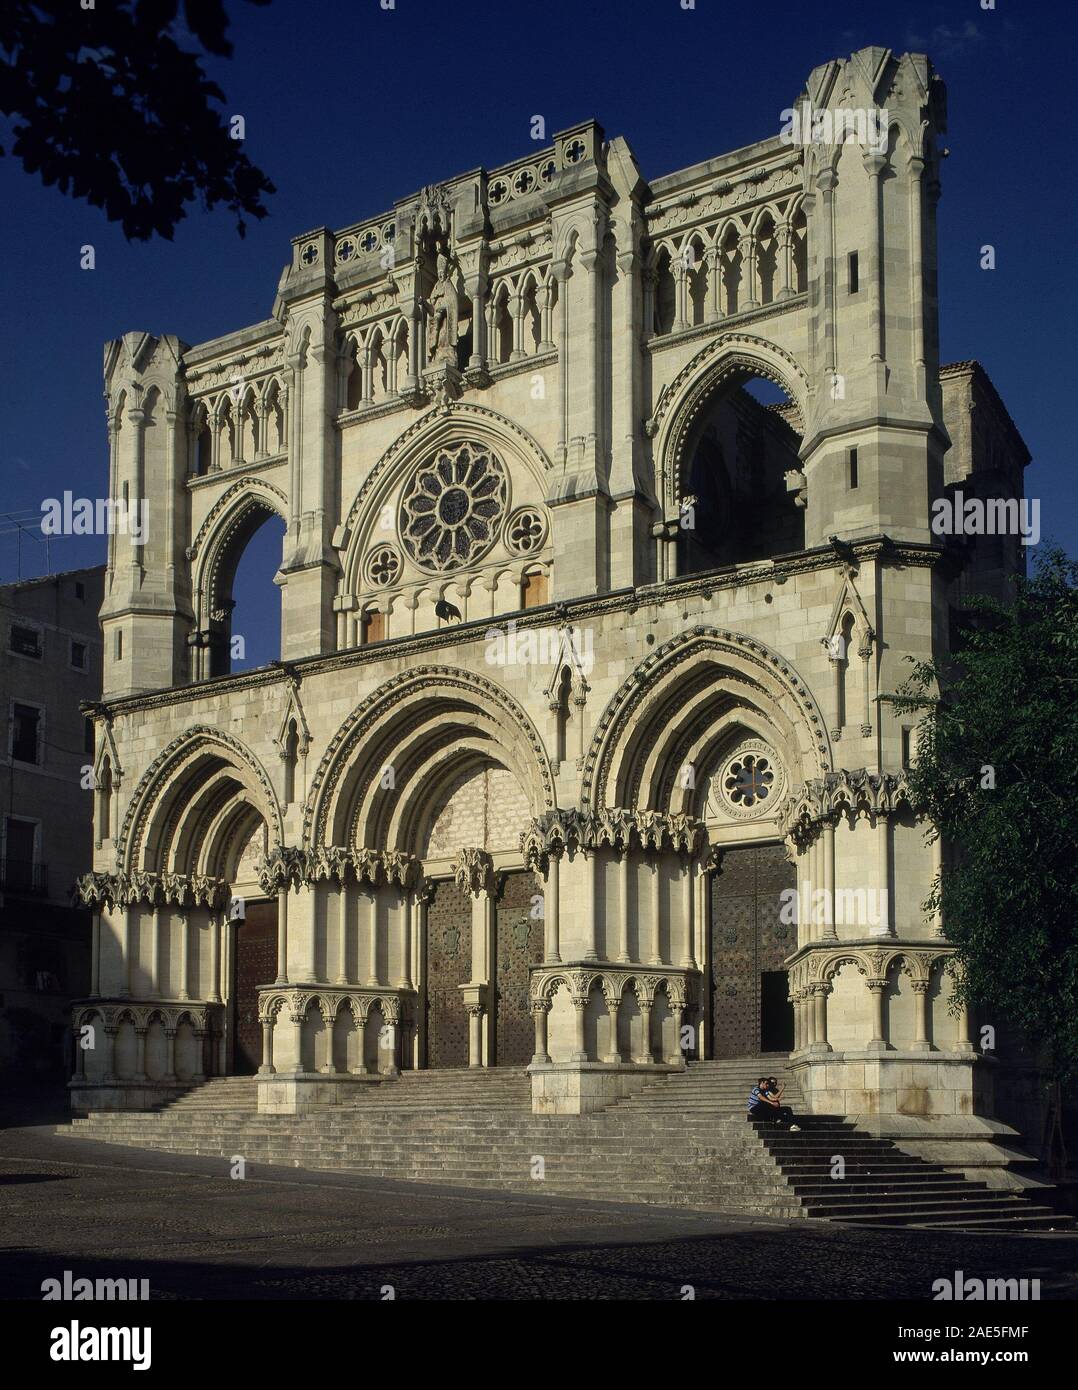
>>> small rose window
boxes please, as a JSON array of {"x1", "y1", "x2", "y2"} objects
[{"x1": 724, "y1": 753, "x2": 775, "y2": 808}]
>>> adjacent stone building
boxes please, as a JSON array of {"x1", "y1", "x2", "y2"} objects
[
  {"x1": 71, "y1": 49, "x2": 1037, "y2": 1169},
  {"x1": 1, "y1": 566, "x2": 104, "y2": 1084}
]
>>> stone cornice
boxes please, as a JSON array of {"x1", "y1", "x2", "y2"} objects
[{"x1": 94, "y1": 536, "x2": 945, "y2": 720}]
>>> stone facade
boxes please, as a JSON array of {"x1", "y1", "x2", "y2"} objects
[{"x1": 71, "y1": 48, "x2": 1034, "y2": 1161}]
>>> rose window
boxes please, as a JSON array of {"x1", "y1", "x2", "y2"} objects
[
  {"x1": 725, "y1": 753, "x2": 774, "y2": 808},
  {"x1": 366, "y1": 545, "x2": 401, "y2": 587},
  {"x1": 505, "y1": 507, "x2": 547, "y2": 555},
  {"x1": 710, "y1": 741, "x2": 786, "y2": 820},
  {"x1": 400, "y1": 442, "x2": 508, "y2": 571}
]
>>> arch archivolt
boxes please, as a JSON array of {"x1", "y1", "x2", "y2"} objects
[
  {"x1": 257, "y1": 988, "x2": 401, "y2": 1027},
  {"x1": 646, "y1": 333, "x2": 810, "y2": 512},
  {"x1": 118, "y1": 726, "x2": 283, "y2": 875},
  {"x1": 582, "y1": 628, "x2": 830, "y2": 814},
  {"x1": 792, "y1": 946, "x2": 953, "y2": 994},
  {"x1": 304, "y1": 667, "x2": 555, "y2": 853},
  {"x1": 189, "y1": 479, "x2": 287, "y2": 630}
]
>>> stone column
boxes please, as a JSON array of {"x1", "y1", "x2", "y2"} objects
[
  {"x1": 635, "y1": 999, "x2": 653, "y2": 1064},
  {"x1": 164, "y1": 1027, "x2": 178, "y2": 1082},
  {"x1": 792, "y1": 991, "x2": 804, "y2": 1051},
  {"x1": 178, "y1": 913, "x2": 190, "y2": 1000},
  {"x1": 672, "y1": 261, "x2": 689, "y2": 333},
  {"x1": 605, "y1": 993, "x2": 621, "y2": 1063},
  {"x1": 102, "y1": 1023, "x2": 118, "y2": 1082},
  {"x1": 614, "y1": 851, "x2": 630, "y2": 962},
  {"x1": 398, "y1": 891, "x2": 413, "y2": 990},
  {"x1": 544, "y1": 853, "x2": 561, "y2": 963},
  {"x1": 582, "y1": 852, "x2": 598, "y2": 961},
  {"x1": 907, "y1": 154, "x2": 927, "y2": 384},
  {"x1": 256, "y1": 1017, "x2": 273, "y2": 1078},
  {"x1": 275, "y1": 889, "x2": 289, "y2": 985},
  {"x1": 815, "y1": 167, "x2": 838, "y2": 377},
  {"x1": 91, "y1": 914, "x2": 101, "y2": 996},
  {"x1": 706, "y1": 246, "x2": 722, "y2": 320},
  {"x1": 863, "y1": 149, "x2": 887, "y2": 363},
  {"x1": 382, "y1": 1004, "x2": 401, "y2": 1078},
  {"x1": 538, "y1": 278, "x2": 555, "y2": 352},
  {"x1": 289, "y1": 1009, "x2": 304, "y2": 1075},
  {"x1": 648, "y1": 857, "x2": 662, "y2": 965},
  {"x1": 812, "y1": 983, "x2": 831, "y2": 1053},
  {"x1": 802, "y1": 988, "x2": 817, "y2": 1047},
  {"x1": 866, "y1": 979, "x2": 887, "y2": 1050},
  {"x1": 133, "y1": 1025, "x2": 148, "y2": 1081},
  {"x1": 530, "y1": 1000, "x2": 551, "y2": 1065},
  {"x1": 320, "y1": 1004, "x2": 338, "y2": 1074},
  {"x1": 191, "y1": 1029, "x2": 207, "y2": 1083},
  {"x1": 668, "y1": 998, "x2": 685, "y2": 1064},
  {"x1": 775, "y1": 222, "x2": 793, "y2": 301},
  {"x1": 72, "y1": 1027, "x2": 86, "y2": 1082},
  {"x1": 570, "y1": 996, "x2": 589, "y2": 1063},
  {"x1": 911, "y1": 981, "x2": 931, "y2": 1051},
  {"x1": 208, "y1": 913, "x2": 222, "y2": 1003},
  {"x1": 679, "y1": 858, "x2": 695, "y2": 967},
  {"x1": 822, "y1": 819, "x2": 837, "y2": 940},
  {"x1": 739, "y1": 233, "x2": 759, "y2": 311},
  {"x1": 335, "y1": 883, "x2": 349, "y2": 985},
  {"x1": 119, "y1": 908, "x2": 134, "y2": 997},
  {"x1": 467, "y1": 1004, "x2": 484, "y2": 1069},
  {"x1": 365, "y1": 886, "x2": 379, "y2": 986},
  {"x1": 151, "y1": 908, "x2": 163, "y2": 996},
  {"x1": 874, "y1": 813, "x2": 893, "y2": 936}
]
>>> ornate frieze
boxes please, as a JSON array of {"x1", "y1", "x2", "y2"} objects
[
  {"x1": 520, "y1": 808, "x2": 705, "y2": 869},
  {"x1": 255, "y1": 846, "x2": 420, "y2": 891},
  {"x1": 779, "y1": 769, "x2": 920, "y2": 846},
  {"x1": 451, "y1": 848, "x2": 497, "y2": 897},
  {"x1": 75, "y1": 871, "x2": 229, "y2": 911}
]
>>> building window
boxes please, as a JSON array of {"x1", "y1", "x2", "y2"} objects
[
  {"x1": 522, "y1": 572, "x2": 547, "y2": 609},
  {"x1": 74, "y1": 581, "x2": 85, "y2": 600},
  {"x1": 11, "y1": 703, "x2": 42, "y2": 765},
  {"x1": 70, "y1": 639, "x2": 88, "y2": 671},
  {"x1": 362, "y1": 611, "x2": 386, "y2": 644},
  {"x1": 9, "y1": 623, "x2": 42, "y2": 659},
  {"x1": 115, "y1": 630, "x2": 123, "y2": 660},
  {"x1": 848, "y1": 447, "x2": 859, "y2": 490},
  {"x1": 3, "y1": 816, "x2": 38, "y2": 893},
  {"x1": 848, "y1": 251, "x2": 859, "y2": 294}
]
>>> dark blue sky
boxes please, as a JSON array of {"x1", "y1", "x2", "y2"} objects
[{"x1": 2, "y1": 0, "x2": 1074, "y2": 661}]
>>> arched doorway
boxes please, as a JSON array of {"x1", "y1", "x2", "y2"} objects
[{"x1": 708, "y1": 842, "x2": 795, "y2": 1057}]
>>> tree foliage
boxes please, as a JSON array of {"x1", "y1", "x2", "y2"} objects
[
  {"x1": 888, "y1": 547, "x2": 1078, "y2": 1082},
  {"x1": 0, "y1": 0, "x2": 274, "y2": 240}
]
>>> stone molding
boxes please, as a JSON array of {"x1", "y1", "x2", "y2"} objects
[
  {"x1": 255, "y1": 845, "x2": 419, "y2": 893},
  {"x1": 529, "y1": 962, "x2": 694, "y2": 1010},
  {"x1": 257, "y1": 986, "x2": 407, "y2": 1025},
  {"x1": 780, "y1": 768, "x2": 920, "y2": 845},
  {"x1": 520, "y1": 807, "x2": 704, "y2": 870},
  {"x1": 75, "y1": 871, "x2": 230, "y2": 912}
]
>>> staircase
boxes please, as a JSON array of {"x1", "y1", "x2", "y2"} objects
[{"x1": 58, "y1": 1060, "x2": 1067, "y2": 1229}]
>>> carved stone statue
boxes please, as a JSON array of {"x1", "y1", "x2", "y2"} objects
[{"x1": 426, "y1": 253, "x2": 460, "y2": 365}]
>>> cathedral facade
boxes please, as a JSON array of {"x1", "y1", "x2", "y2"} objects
[{"x1": 70, "y1": 49, "x2": 1035, "y2": 1164}]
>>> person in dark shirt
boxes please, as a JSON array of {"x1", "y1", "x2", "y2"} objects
[{"x1": 747, "y1": 1074, "x2": 800, "y2": 1130}]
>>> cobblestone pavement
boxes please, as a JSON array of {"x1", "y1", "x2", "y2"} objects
[{"x1": 1, "y1": 1114, "x2": 1076, "y2": 1301}]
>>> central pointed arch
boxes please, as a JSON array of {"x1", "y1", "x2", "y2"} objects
[{"x1": 304, "y1": 667, "x2": 556, "y2": 853}]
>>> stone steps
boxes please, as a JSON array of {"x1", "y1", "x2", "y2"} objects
[{"x1": 59, "y1": 1058, "x2": 1069, "y2": 1230}]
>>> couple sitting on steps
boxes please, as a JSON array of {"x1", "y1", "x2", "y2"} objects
[{"x1": 747, "y1": 1075, "x2": 801, "y2": 1131}]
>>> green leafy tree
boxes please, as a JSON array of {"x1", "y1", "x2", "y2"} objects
[
  {"x1": 0, "y1": 0, "x2": 274, "y2": 240},
  {"x1": 888, "y1": 547, "x2": 1078, "y2": 1174}
]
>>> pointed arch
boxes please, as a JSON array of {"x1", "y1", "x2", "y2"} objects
[
  {"x1": 581, "y1": 627, "x2": 830, "y2": 814},
  {"x1": 117, "y1": 725, "x2": 283, "y2": 875},
  {"x1": 303, "y1": 666, "x2": 555, "y2": 853}
]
